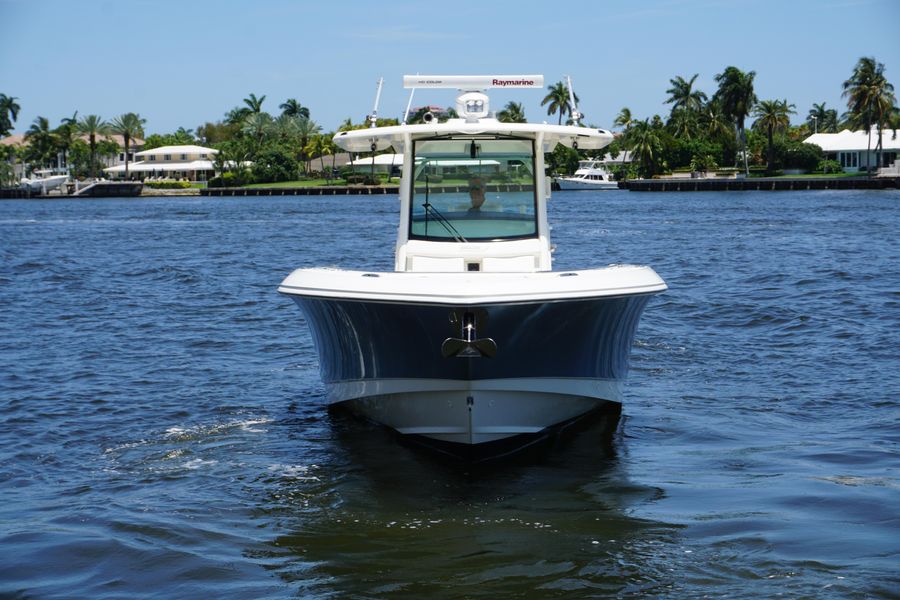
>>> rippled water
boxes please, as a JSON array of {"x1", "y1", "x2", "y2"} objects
[{"x1": 1, "y1": 190, "x2": 898, "y2": 598}]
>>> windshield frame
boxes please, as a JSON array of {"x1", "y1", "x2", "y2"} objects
[{"x1": 408, "y1": 135, "x2": 538, "y2": 243}]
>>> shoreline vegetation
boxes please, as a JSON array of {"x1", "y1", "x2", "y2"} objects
[{"x1": 1, "y1": 57, "x2": 897, "y2": 191}]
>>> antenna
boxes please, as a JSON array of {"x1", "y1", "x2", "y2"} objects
[
  {"x1": 565, "y1": 75, "x2": 582, "y2": 126},
  {"x1": 402, "y1": 85, "x2": 416, "y2": 125},
  {"x1": 368, "y1": 77, "x2": 384, "y2": 128}
]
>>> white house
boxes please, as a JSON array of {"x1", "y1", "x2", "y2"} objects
[
  {"x1": 104, "y1": 144, "x2": 217, "y2": 181},
  {"x1": 804, "y1": 129, "x2": 900, "y2": 174}
]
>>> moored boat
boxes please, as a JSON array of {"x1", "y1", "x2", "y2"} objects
[
  {"x1": 20, "y1": 169, "x2": 69, "y2": 193},
  {"x1": 278, "y1": 75, "x2": 666, "y2": 459},
  {"x1": 555, "y1": 159, "x2": 619, "y2": 190}
]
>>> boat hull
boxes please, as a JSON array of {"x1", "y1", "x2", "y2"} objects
[
  {"x1": 556, "y1": 177, "x2": 619, "y2": 190},
  {"x1": 287, "y1": 293, "x2": 652, "y2": 447}
]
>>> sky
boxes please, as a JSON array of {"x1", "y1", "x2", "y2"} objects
[{"x1": 1, "y1": 0, "x2": 899, "y2": 136}]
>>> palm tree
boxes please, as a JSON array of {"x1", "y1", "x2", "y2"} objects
[
  {"x1": 241, "y1": 112, "x2": 273, "y2": 151},
  {"x1": 713, "y1": 66, "x2": 757, "y2": 175},
  {"x1": 699, "y1": 99, "x2": 732, "y2": 143},
  {"x1": 611, "y1": 107, "x2": 635, "y2": 163},
  {"x1": 613, "y1": 107, "x2": 633, "y2": 131},
  {"x1": 0, "y1": 93, "x2": 21, "y2": 137},
  {"x1": 55, "y1": 111, "x2": 79, "y2": 169},
  {"x1": 109, "y1": 113, "x2": 146, "y2": 179},
  {"x1": 77, "y1": 115, "x2": 110, "y2": 178},
  {"x1": 225, "y1": 106, "x2": 251, "y2": 125},
  {"x1": 753, "y1": 99, "x2": 796, "y2": 173},
  {"x1": 307, "y1": 134, "x2": 333, "y2": 174},
  {"x1": 271, "y1": 113, "x2": 297, "y2": 141},
  {"x1": 843, "y1": 57, "x2": 896, "y2": 174},
  {"x1": 665, "y1": 74, "x2": 708, "y2": 114},
  {"x1": 541, "y1": 81, "x2": 577, "y2": 125},
  {"x1": 497, "y1": 101, "x2": 526, "y2": 123},
  {"x1": 173, "y1": 127, "x2": 196, "y2": 144},
  {"x1": 243, "y1": 93, "x2": 266, "y2": 114},
  {"x1": 279, "y1": 98, "x2": 310, "y2": 119},
  {"x1": 24, "y1": 116, "x2": 57, "y2": 167},
  {"x1": 294, "y1": 117, "x2": 321, "y2": 173},
  {"x1": 629, "y1": 119, "x2": 663, "y2": 178},
  {"x1": 667, "y1": 108, "x2": 699, "y2": 141},
  {"x1": 807, "y1": 102, "x2": 828, "y2": 133}
]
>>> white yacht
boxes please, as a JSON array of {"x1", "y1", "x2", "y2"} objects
[
  {"x1": 20, "y1": 169, "x2": 69, "y2": 193},
  {"x1": 278, "y1": 75, "x2": 666, "y2": 459},
  {"x1": 555, "y1": 159, "x2": 619, "y2": 190}
]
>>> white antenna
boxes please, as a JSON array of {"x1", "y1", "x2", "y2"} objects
[
  {"x1": 565, "y1": 75, "x2": 582, "y2": 125},
  {"x1": 368, "y1": 77, "x2": 384, "y2": 128},
  {"x1": 402, "y1": 78, "x2": 417, "y2": 125}
]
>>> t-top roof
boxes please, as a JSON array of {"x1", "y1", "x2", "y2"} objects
[
  {"x1": 135, "y1": 145, "x2": 218, "y2": 157},
  {"x1": 334, "y1": 120, "x2": 614, "y2": 153}
]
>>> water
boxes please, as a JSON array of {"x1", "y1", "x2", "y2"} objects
[{"x1": 1, "y1": 190, "x2": 898, "y2": 598}]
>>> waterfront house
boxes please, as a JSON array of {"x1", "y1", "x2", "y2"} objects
[
  {"x1": 104, "y1": 144, "x2": 217, "y2": 181},
  {"x1": 1, "y1": 132, "x2": 141, "y2": 179},
  {"x1": 804, "y1": 129, "x2": 900, "y2": 174}
]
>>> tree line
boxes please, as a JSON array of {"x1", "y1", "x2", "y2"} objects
[
  {"x1": 497, "y1": 57, "x2": 897, "y2": 178},
  {"x1": 2, "y1": 57, "x2": 897, "y2": 186}
]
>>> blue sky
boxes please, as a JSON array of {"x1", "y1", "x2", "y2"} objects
[{"x1": 1, "y1": 0, "x2": 898, "y2": 135}]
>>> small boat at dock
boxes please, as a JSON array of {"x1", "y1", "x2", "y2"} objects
[{"x1": 20, "y1": 169, "x2": 69, "y2": 193}]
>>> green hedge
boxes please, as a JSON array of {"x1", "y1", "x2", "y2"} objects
[{"x1": 144, "y1": 180, "x2": 192, "y2": 189}]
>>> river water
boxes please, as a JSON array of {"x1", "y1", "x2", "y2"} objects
[{"x1": 1, "y1": 190, "x2": 898, "y2": 598}]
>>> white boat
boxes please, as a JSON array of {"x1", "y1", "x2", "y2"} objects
[
  {"x1": 555, "y1": 159, "x2": 619, "y2": 190},
  {"x1": 278, "y1": 75, "x2": 666, "y2": 459},
  {"x1": 20, "y1": 169, "x2": 69, "y2": 193}
]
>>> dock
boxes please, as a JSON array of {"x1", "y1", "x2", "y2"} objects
[
  {"x1": 623, "y1": 177, "x2": 900, "y2": 192},
  {"x1": 200, "y1": 185, "x2": 399, "y2": 196}
]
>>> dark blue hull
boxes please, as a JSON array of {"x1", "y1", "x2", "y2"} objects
[{"x1": 290, "y1": 294, "x2": 652, "y2": 389}]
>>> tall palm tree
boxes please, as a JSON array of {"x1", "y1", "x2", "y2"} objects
[
  {"x1": 307, "y1": 134, "x2": 333, "y2": 174},
  {"x1": 713, "y1": 66, "x2": 757, "y2": 175},
  {"x1": 753, "y1": 99, "x2": 796, "y2": 173},
  {"x1": 665, "y1": 74, "x2": 708, "y2": 114},
  {"x1": 843, "y1": 56, "x2": 895, "y2": 174},
  {"x1": 497, "y1": 101, "x2": 526, "y2": 123},
  {"x1": 272, "y1": 113, "x2": 299, "y2": 142},
  {"x1": 700, "y1": 99, "x2": 732, "y2": 143},
  {"x1": 77, "y1": 115, "x2": 110, "y2": 178},
  {"x1": 667, "y1": 108, "x2": 699, "y2": 141},
  {"x1": 611, "y1": 107, "x2": 635, "y2": 162},
  {"x1": 24, "y1": 116, "x2": 57, "y2": 167},
  {"x1": 613, "y1": 107, "x2": 633, "y2": 131},
  {"x1": 173, "y1": 127, "x2": 196, "y2": 144},
  {"x1": 629, "y1": 119, "x2": 663, "y2": 178},
  {"x1": 294, "y1": 117, "x2": 321, "y2": 173},
  {"x1": 806, "y1": 102, "x2": 839, "y2": 134},
  {"x1": 0, "y1": 93, "x2": 21, "y2": 137},
  {"x1": 241, "y1": 112, "x2": 273, "y2": 151},
  {"x1": 279, "y1": 98, "x2": 310, "y2": 119},
  {"x1": 243, "y1": 93, "x2": 266, "y2": 114},
  {"x1": 55, "y1": 111, "x2": 79, "y2": 169},
  {"x1": 541, "y1": 81, "x2": 577, "y2": 125},
  {"x1": 320, "y1": 133, "x2": 340, "y2": 178},
  {"x1": 109, "y1": 112, "x2": 146, "y2": 179}
]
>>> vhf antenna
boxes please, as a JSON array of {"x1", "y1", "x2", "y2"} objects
[
  {"x1": 402, "y1": 86, "x2": 416, "y2": 125},
  {"x1": 565, "y1": 75, "x2": 582, "y2": 126},
  {"x1": 368, "y1": 77, "x2": 384, "y2": 128}
]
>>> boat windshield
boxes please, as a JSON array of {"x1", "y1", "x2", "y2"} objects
[{"x1": 410, "y1": 137, "x2": 537, "y2": 241}]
